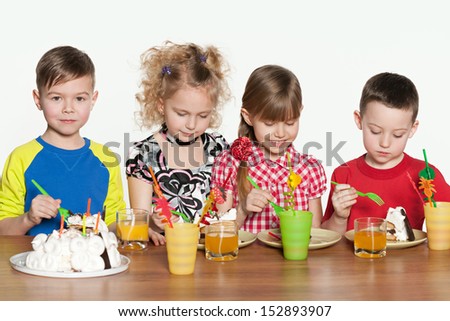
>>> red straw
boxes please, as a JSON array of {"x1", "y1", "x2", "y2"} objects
[
  {"x1": 86, "y1": 198, "x2": 91, "y2": 216},
  {"x1": 406, "y1": 172, "x2": 425, "y2": 204},
  {"x1": 268, "y1": 231, "x2": 282, "y2": 241},
  {"x1": 59, "y1": 213, "x2": 64, "y2": 236},
  {"x1": 149, "y1": 167, "x2": 164, "y2": 199}
]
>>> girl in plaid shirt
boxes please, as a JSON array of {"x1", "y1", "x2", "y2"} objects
[{"x1": 211, "y1": 65, "x2": 327, "y2": 234}]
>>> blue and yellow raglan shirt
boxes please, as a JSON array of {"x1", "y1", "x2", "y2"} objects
[{"x1": 0, "y1": 137, "x2": 126, "y2": 235}]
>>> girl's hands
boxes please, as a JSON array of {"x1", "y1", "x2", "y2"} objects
[
  {"x1": 331, "y1": 183, "x2": 357, "y2": 221},
  {"x1": 244, "y1": 188, "x2": 275, "y2": 213},
  {"x1": 26, "y1": 195, "x2": 61, "y2": 226},
  {"x1": 149, "y1": 228, "x2": 166, "y2": 246}
]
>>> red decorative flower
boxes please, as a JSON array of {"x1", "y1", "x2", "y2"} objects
[
  {"x1": 230, "y1": 137, "x2": 252, "y2": 161},
  {"x1": 211, "y1": 186, "x2": 225, "y2": 204}
]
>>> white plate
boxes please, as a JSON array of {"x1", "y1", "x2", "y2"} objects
[
  {"x1": 257, "y1": 228, "x2": 342, "y2": 250},
  {"x1": 344, "y1": 229, "x2": 427, "y2": 249},
  {"x1": 198, "y1": 230, "x2": 257, "y2": 250},
  {"x1": 10, "y1": 251, "x2": 130, "y2": 278}
]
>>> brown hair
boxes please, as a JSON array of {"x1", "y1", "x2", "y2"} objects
[
  {"x1": 36, "y1": 46, "x2": 95, "y2": 91},
  {"x1": 136, "y1": 41, "x2": 231, "y2": 129},
  {"x1": 359, "y1": 72, "x2": 419, "y2": 122},
  {"x1": 237, "y1": 64, "x2": 303, "y2": 203}
]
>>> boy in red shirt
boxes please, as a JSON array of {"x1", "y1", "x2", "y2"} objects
[{"x1": 322, "y1": 72, "x2": 450, "y2": 234}]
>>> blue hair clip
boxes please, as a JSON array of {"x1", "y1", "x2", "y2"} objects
[
  {"x1": 199, "y1": 55, "x2": 207, "y2": 63},
  {"x1": 161, "y1": 66, "x2": 171, "y2": 76}
]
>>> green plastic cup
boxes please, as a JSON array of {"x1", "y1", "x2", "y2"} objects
[{"x1": 279, "y1": 210, "x2": 313, "y2": 260}]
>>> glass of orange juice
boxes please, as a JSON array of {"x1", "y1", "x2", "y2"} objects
[
  {"x1": 205, "y1": 221, "x2": 239, "y2": 261},
  {"x1": 354, "y1": 217, "x2": 387, "y2": 258},
  {"x1": 116, "y1": 208, "x2": 150, "y2": 251}
]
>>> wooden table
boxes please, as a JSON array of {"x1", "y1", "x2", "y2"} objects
[{"x1": 1, "y1": 234, "x2": 449, "y2": 301}]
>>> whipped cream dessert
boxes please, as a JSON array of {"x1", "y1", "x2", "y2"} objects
[
  {"x1": 66, "y1": 213, "x2": 108, "y2": 231},
  {"x1": 195, "y1": 208, "x2": 237, "y2": 226},
  {"x1": 386, "y1": 207, "x2": 415, "y2": 242},
  {"x1": 26, "y1": 214, "x2": 121, "y2": 272}
]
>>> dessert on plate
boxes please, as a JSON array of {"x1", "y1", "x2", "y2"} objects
[
  {"x1": 25, "y1": 213, "x2": 121, "y2": 273},
  {"x1": 385, "y1": 206, "x2": 415, "y2": 242}
]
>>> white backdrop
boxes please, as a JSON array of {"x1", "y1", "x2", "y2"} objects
[{"x1": 1, "y1": 0, "x2": 449, "y2": 207}]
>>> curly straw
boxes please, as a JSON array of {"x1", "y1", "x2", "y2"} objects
[{"x1": 406, "y1": 172, "x2": 425, "y2": 204}]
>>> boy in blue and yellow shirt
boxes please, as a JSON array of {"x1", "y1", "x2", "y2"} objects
[{"x1": 0, "y1": 46, "x2": 125, "y2": 235}]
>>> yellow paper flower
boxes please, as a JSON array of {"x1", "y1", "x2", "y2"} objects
[
  {"x1": 287, "y1": 172, "x2": 302, "y2": 190},
  {"x1": 284, "y1": 152, "x2": 303, "y2": 211}
]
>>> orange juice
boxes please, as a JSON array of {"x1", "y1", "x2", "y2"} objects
[
  {"x1": 117, "y1": 221, "x2": 149, "y2": 241},
  {"x1": 354, "y1": 230, "x2": 386, "y2": 258},
  {"x1": 205, "y1": 221, "x2": 239, "y2": 261},
  {"x1": 116, "y1": 209, "x2": 150, "y2": 251},
  {"x1": 205, "y1": 232, "x2": 239, "y2": 253}
]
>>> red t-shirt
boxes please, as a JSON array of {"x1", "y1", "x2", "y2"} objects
[{"x1": 322, "y1": 153, "x2": 450, "y2": 230}]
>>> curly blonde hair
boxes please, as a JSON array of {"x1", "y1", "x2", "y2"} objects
[{"x1": 136, "y1": 41, "x2": 231, "y2": 129}]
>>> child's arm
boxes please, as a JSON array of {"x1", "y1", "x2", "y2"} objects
[
  {"x1": 127, "y1": 176, "x2": 168, "y2": 246},
  {"x1": 321, "y1": 183, "x2": 357, "y2": 234},
  {"x1": 244, "y1": 188, "x2": 274, "y2": 213},
  {"x1": 308, "y1": 197, "x2": 323, "y2": 228},
  {"x1": 234, "y1": 188, "x2": 274, "y2": 229},
  {"x1": 215, "y1": 191, "x2": 249, "y2": 227},
  {"x1": 0, "y1": 195, "x2": 60, "y2": 235}
]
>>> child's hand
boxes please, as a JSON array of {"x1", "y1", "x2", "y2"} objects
[
  {"x1": 151, "y1": 207, "x2": 180, "y2": 230},
  {"x1": 245, "y1": 188, "x2": 275, "y2": 213},
  {"x1": 331, "y1": 183, "x2": 357, "y2": 221},
  {"x1": 26, "y1": 195, "x2": 61, "y2": 226},
  {"x1": 149, "y1": 228, "x2": 166, "y2": 246}
]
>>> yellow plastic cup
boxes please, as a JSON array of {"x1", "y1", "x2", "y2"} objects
[
  {"x1": 424, "y1": 202, "x2": 450, "y2": 250},
  {"x1": 165, "y1": 223, "x2": 199, "y2": 275},
  {"x1": 279, "y1": 210, "x2": 313, "y2": 260}
]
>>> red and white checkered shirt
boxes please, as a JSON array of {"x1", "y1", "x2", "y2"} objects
[{"x1": 211, "y1": 143, "x2": 327, "y2": 234}]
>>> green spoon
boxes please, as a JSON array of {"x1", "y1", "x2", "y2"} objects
[
  {"x1": 419, "y1": 149, "x2": 435, "y2": 179},
  {"x1": 31, "y1": 179, "x2": 70, "y2": 219},
  {"x1": 246, "y1": 176, "x2": 284, "y2": 216}
]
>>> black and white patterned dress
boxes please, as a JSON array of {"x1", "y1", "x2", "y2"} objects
[{"x1": 126, "y1": 129, "x2": 229, "y2": 222}]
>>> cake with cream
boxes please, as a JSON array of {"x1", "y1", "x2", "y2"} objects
[
  {"x1": 66, "y1": 213, "x2": 108, "y2": 231},
  {"x1": 25, "y1": 213, "x2": 121, "y2": 272},
  {"x1": 386, "y1": 207, "x2": 415, "y2": 242}
]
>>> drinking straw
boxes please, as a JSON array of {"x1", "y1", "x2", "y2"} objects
[
  {"x1": 406, "y1": 172, "x2": 425, "y2": 204},
  {"x1": 268, "y1": 231, "x2": 282, "y2": 241},
  {"x1": 153, "y1": 198, "x2": 174, "y2": 228},
  {"x1": 149, "y1": 166, "x2": 164, "y2": 199},
  {"x1": 59, "y1": 213, "x2": 64, "y2": 236},
  {"x1": 171, "y1": 210, "x2": 190, "y2": 222},
  {"x1": 197, "y1": 194, "x2": 214, "y2": 227},
  {"x1": 82, "y1": 214, "x2": 86, "y2": 236},
  {"x1": 86, "y1": 198, "x2": 91, "y2": 216},
  {"x1": 94, "y1": 212, "x2": 101, "y2": 234}
]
